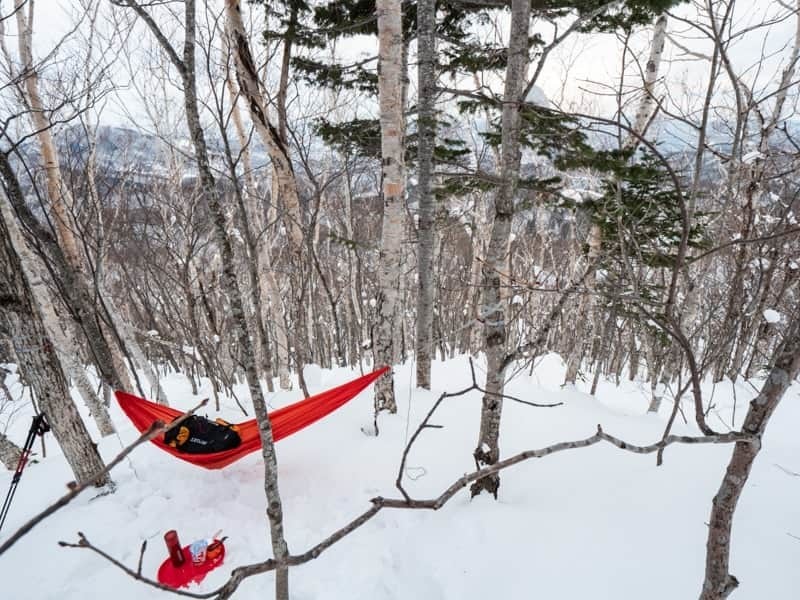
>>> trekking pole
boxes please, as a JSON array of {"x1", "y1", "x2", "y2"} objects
[{"x1": 0, "y1": 413, "x2": 49, "y2": 535}]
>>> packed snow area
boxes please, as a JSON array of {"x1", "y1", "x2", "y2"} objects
[{"x1": 1, "y1": 355, "x2": 798, "y2": 599}]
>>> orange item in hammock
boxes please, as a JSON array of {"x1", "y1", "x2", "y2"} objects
[{"x1": 115, "y1": 366, "x2": 389, "y2": 470}]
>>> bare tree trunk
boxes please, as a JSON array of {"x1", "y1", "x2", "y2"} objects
[
  {"x1": 373, "y1": 0, "x2": 406, "y2": 416},
  {"x1": 227, "y1": 2, "x2": 303, "y2": 399},
  {"x1": 225, "y1": 4, "x2": 302, "y2": 250},
  {"x1": 414, "y1": 0, "x2": 436, "y2": 390},
  {"x1": 699, "y1": 319, "x2": 800, "y2": 600},
  {"x1": 14, "y1": 0, "x2": 80, "y2": 268},
  {"x1": 223, "y1": 65, "x2": 291, "y2": 391},
  {"x1": 0, "y1": 197, "x2": 116, "y2": 436},
  {"x1": 305, "y1": 226, "x2": 318, "y2": 366},
  {"x1": 344, "y1": 170, "x2": 365, "y2": 365},
  {"x1": 219, "y1": 142, "x2": 277, "y2": 394},
  {"x1": 628, "y1": 328, "x2": 640, "y2": 381},
  {"x1": 0, "y1": 432, "x2": 22, "y2": 471},
  {"x1": 163, "y1": 4, "x2": 288, "y2": 598},
  {"x1": 629, "y1": 14, "x2": 667, "y2": 140},
  {"x1": 469, "y1": 196, "x2": 490, "y2": 356},
  {"x1": 471, "y1": 0, "x2": 530, "y2": 498},
  {"x1": 647, "y1": 379, "x2": 665, "y2": 413},
  {"x1": 0, "y1": 216, "x2": 110, "y2": 488}
]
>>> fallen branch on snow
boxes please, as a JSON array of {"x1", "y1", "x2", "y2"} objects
[{"x1": 58, "y1": 422, "x2": 757, "y2": 599}]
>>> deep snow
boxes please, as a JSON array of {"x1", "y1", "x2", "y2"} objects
[{"x1": 0, "y1": 355, "x2": 798, "y2": 599}]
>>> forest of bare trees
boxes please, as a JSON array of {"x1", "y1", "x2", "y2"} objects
[{"x1": 0, "y1": 0, "x2": 798, "y2": 598}]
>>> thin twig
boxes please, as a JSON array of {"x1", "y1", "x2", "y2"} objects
[
  {"x1": 136, "y1": 540, "x2": 147, "y2": 577},
  {"x1": 774, "y1": 463, "x2": 800, "y2": 477}
]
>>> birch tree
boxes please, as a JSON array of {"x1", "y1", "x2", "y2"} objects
[
  {"x1": 373, "y1": 0, "x2": 405, "y2": 416},
  {"x1": 225, "y1": 0, "x2": 313, "y2": 396},
  {"x1": 699, "y1": 315, "x2": 800, "y2": 600},
  {"x1": 112, "y1": 2, "x2": 292, "y2": 597},
  {"x1": 0, "y1": 206, "x2": 110, "y2": 488},
  {"x1": 414, "y1": 0, "x2": 437, "y2": 390},
  {"x1": 468, "y1": 0, "x2": 685, "y2": 496},
  {"x1": 471, "y1": 0, "x2": 531, "y2": 498},
  {"x1": 0, "y1": 196, "x2": 116, "y2": 436},
  {"x1": 222, "y1": 48, "x2": 292, "y2": 391}
]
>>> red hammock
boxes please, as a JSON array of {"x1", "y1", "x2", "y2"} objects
[{"x1": 115, "y1": 366, "x2": 389, "y2": 470}]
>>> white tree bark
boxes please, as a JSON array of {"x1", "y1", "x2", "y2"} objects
[
  {"x1": 0, "y1": 215, "x2": 110, "y2": 487},
  {"x1": 0, "y1": 196, "x2": 116, "y2": 436},
  {"x1": 223, "y1": 67, "x2": 292, "y2": 391},
  {"x1": 221, "y1": 61, "x2": 277, "y2": 392},
  {"x1": 226, "y1": 1, "x2": 306, "y2": 399},
  {"x1": 414, "y1": 0, "x2": 437, "y2": 389},
  {"x1": 628, "y1": 14, "x2": 668, "y2": 148},
  {"x1": 472, "y1": 0, "x2": 531, "y2": 497},
  {"x1": 373, "y1": 0, "x2": 406, "y2": 415},
  {"x1": 224, "y1": 1, "x2": 303, "y2": 251},
  {"x1": 14, "y1": 0, "x2": 81, "y2": 267},
  {"x1": 344, "y1": 173, "x2": 365, "y2": 360},
  {"x1": 469, "y1": 193, "x2": 491, "y2": 356}
]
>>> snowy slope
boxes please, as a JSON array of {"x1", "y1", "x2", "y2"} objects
[{"x1": 0, "y1": 356, "x2": 798, "y2": 599}]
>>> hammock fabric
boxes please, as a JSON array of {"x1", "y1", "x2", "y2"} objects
[{"x1": 115, "y1": 366, "x2": 389, "y2": 470}]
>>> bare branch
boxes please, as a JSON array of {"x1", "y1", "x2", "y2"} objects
[
  {"x1": 59, "y1": 424, "x2": 756, "y2": 599},
  {"x1": 0, "y1": 399, "x2": 207, "y2": 556}
]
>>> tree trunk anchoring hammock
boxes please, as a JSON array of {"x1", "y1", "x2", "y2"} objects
[{"x1": 115, "y1": 367, "x2": 389, "y2": 469}]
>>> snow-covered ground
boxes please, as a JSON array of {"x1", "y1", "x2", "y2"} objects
[{"x1": 1, "y1": 355, "x2": 798, "y2": 599}]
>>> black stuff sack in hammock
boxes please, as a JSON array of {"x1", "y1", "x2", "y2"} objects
[{"x1": 164, "y1": 415, "x2": 242, "y2": 454}]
